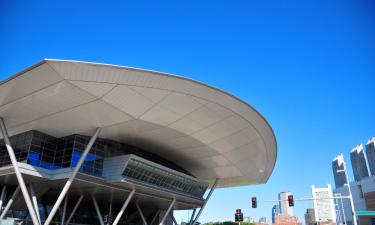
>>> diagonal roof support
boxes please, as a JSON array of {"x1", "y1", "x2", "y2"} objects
[
  {"x1": 65, "y1": 195, "x2": 84, "y2": 225},
  {"x1": 112, "y1": 189, "x2": 135, "y2": 225},
  {"x1": 0, "y1": 186, "x2": 6, "y2": 214},
  {"x1": 92, "y1": 194, "x2": 105, "y2": 225},
  {"x1": 61, "y1": 196, "x2": 68, "y2": 225},
  {"x1": 44, "y1": 127, "x2": 101, "y2": 225},
  {"x1": 188, "y1": 209, "x2": 196, "y2": 225},
  {"x1": 159, "y1": 198, "x2": 176, "y2": 225},
  {"x1": 30, "y1": 183, "x2": 41, "y2": 224},
  {"x1": 136, "y1": 202, "x2": 148, "y2": 225},
  {"x1": 0, "y1": 118, "x2": 40, "y2": 225},
  {"x1": 150, "y1": 210, "x2": 160, "y2": 225},
  {"x1": 170, "y1": 213, "x2": 179, "y2": 225},
  {"x1": 0, "y1": 186, "x2": 20, "y2": 220},
  {"x1": 192, "y1": 178, "x2": 219, "y2": 225}
]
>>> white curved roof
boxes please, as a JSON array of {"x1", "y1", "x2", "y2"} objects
[{"x1": 0, "y1": 59, "x2": 277, "y2": 188}]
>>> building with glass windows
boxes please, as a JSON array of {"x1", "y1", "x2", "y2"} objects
[
  {"x1": 366, "y1": 137, "x2": 375, "y2": 176},
  {"x1": 0, "y1": 59, "x2": 277, "y2": 225},
  {"x1": 278, "y1": 192, "x2": 294, "y2": 217},
  {"x1": 332, "y1": 154, "x2": 348, "y2": 189},
  {"x1": 350, "y1": 144, "x2": 369, "y2": 182}
]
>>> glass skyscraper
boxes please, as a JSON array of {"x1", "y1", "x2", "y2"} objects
[
  {"x1": 272, "y1": 204, "x2": 280, "y2": 223},
  {"x1": 332, "y1": 154, "x2": 348, "y2": 188},
  {"x1": 350, "y1": 144, "x2": 369, "y2": 181},
  {"x1": 366, "y1": 137, "x2": 375, "y2": 176}
]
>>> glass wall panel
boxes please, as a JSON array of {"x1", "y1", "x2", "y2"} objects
[{"x1": 122, "y1": 158, "x2": 208, "y2": 198}]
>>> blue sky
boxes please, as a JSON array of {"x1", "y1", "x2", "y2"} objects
[{"x1": 1, "y1": 0, "x2": 374, "y2": 223}]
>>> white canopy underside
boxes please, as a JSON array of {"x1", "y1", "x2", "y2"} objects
[{"x1": 0, "y1": 59, "x2": 277, "y2": 188}]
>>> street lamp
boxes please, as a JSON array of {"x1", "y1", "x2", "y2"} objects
[{"x1": 336, "y1": 155, "x2": 357, "y2": 225}]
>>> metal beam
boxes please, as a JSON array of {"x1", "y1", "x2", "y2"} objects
[
  {"x1": 188, "y1": 209, "x2": 196, "y2": 225},
  {"x1": 112, "y1": 189, "x2": 135, "y2": 225},
  {"x1": 30, "y1": 183, "x2": 41, "y2": 224},
  {"x1": 0, "y1": 186, "x2": 20, "y2": 220},
  {"x1": 61, "y1": 196, "x2": 68, "y2": 225},
  {"x1": 0, "y1": 118, "x2": 40, "y2": 225},
  {"x1": 44, "y1": 127, "x2": 101, "y2": 225},
  {"x1": 136, "y1": 202, "x2": 148, "y2": 225},
  {"x1": 170, "y1": 213, "x2": 178, "y2": 225},
  {"x1": 0, "y1": 186, "x2": 6, "y2": 213},
  {"x1": 192, "y1": 178, "x2": 219, "y2": 225},
  {"x1": 65, "y1": 195, "x2": 84, "y2": 225},
  {"x1": 150, "y1": 210, "x2": 160, "y2": 225},
  {"x1": 159, "y1": 198, "x2": 176, "y2": 225},
  {"x1": 92, "y1": 194, "x2": 105, "y2": 225}
]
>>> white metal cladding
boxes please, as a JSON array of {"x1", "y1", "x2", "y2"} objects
[{"x1": 0, "y1": 59, "x2": 277, "y2": 188}]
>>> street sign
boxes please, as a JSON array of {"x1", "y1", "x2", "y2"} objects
[{"x1": 355, "y1": 211, "x2": 375, "y2": 216}]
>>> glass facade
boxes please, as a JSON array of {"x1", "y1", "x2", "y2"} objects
[
  {"x1": 0, "y1": 130, "x2": 193, "y2": 177},
  {"x1": 350, "y1": 146, "x2": 369, "y2": 182},
  {"x1": 123, "y1": 158, "x2": 208, "y2": 198}
]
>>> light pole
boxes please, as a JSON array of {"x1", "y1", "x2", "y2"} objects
[{"x1": 337, "y1": 155, "x2": 357, "y2": 225}]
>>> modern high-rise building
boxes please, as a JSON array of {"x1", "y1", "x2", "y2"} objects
[
  {"x1": 366, "y1": 137, "x2": 375, "y2": 176},
  {"x1": 304, "y1": 208, "x2": 315, "y2": 225},
  {"x1": 311, "y1": 185, "x2": 336, "y2": 223},
  {"x1": 279, "y1": 192, "x2": 294, "y2": 217},
  {"x1": 332, "y1": 154, "x2": 348, "y2": 188},
  {"x1": 259, "y1": 217, "x2": 267, "y2": 224},
  {"x1": 0, "y1": 59, "x2": 278, "y2": 225},
  {"x1": 272, "y1": 204, "x2": 280, "y2": 223},
  {"x1": 350, "y1": 144, "x2": 369, "y2": 181}
]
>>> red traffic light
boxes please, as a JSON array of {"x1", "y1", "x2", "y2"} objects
[
  {"x1": 251, "y1": 197, "x2": 257, "y2": 208},
  {"x1": 288, "y1": 195, "x2": 294, "y2": 207},
  {"x1": 236, "y1": 209, "x2": 242, "y2": 215}
]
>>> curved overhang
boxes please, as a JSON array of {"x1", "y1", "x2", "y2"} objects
[{"x1": 0, "y1": 59, "x2": 277, "y2": 188}]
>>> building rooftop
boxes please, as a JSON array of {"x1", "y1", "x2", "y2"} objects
[{"x1": 0, "y1": 59, "x2": 277, "y2": 188}]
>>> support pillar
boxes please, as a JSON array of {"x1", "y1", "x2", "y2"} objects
[
  {"x1": 61, "y1": 196, "x2": 68, "y2": 225},
  {"x1": 65, "y1": 195, "x2": 84, "y2": 225},
  {"x1": 0, "y1": 118, "x2": 40, "y2": 225},
  {"x1": 150, "y1": 210, "x2": 160, "y2": 225},
  {"x1": 136, "y1": 202, "x2": 148, "y2": 225},
  {"x1": 92, "y1": 194, "x2": 105, "y2": 225},
  {"x1": 30, "y1": 183, "x2": 41, "y2": 224},
  {"x1": 159, "y1": 198, "x2": 176, "y2": 225},
  {"x1": 188, "y1": 209, "x2": 196, "y2": 225},
  {"x1": 170, "y1": 213, "x2": 178, "y2": 225},
  {"x1": 44, "y1": 127, "x2": 101, "y2": 225},
  {"x1": 112, "y1": 189, "x2": 135, "y2": 225},
  {"x1": 192, "y1": 178, "x2": 218, "y2": 225},
  {"x1": 0, "y1": 186, "x2": 20, "y2": 220},
  {"x1": 0, "y1": 186, "x2": 6, "y2": 213}
]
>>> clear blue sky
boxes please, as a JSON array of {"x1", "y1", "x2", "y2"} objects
[{"x1": 1, "y1": 0, "x2": 374, "y2": 224}]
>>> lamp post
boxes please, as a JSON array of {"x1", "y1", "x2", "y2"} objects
[{"x1": 337, "y1": 155, "x2": 357, "y2": 225}]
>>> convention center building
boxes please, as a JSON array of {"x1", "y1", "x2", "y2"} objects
[{"x1": 0, "y1": 60, "x2": 277, "y2": 225}]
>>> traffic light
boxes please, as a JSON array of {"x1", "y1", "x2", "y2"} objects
[
  {"x1": 251, "y1": 197, "x2": 257, "y2": 208},
  {"x1": 288, "y1": 195, "x2": 294, "y2": 207},
  {"x1": 238, "y1": 213, "x2": 243, "y2": 221},
  {"x1": 235, "y1": 209, "x2": 243, "y2": 222}
]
